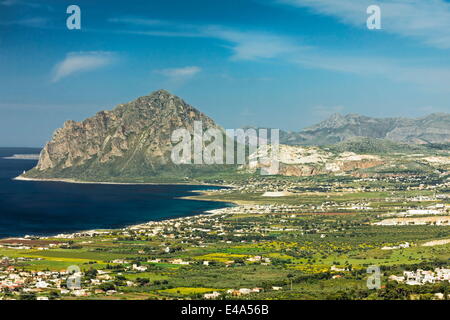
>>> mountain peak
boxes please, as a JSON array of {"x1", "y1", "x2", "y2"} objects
[
  {"x1": 114, "y1": 89, "x2": 190, "y2": 116},
  {"x1": 24, "y1": 90, "x2": 219, "y2": 179},
  {"x1": 147, "y1": 89, "x2": 174, "y2": 98},
  {"x1": 136, "y1": 89, "x2": 179, "y2": 103},
  {"x1": 329, "y1": 112, "x2": 344, "y2": 120}
]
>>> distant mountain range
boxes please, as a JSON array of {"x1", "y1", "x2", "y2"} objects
[
  {"x1": 280, "y1": 113, "x2": 450, "y2": 145},
  {"x1": 20, "y1": 90, "x2": 450, "y2": 182}
]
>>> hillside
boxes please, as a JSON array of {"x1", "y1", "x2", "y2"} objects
[{"x1": 22, "y1": 90, "x2": 231, "y2": 182}]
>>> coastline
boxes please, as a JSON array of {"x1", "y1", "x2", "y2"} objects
[
  {"x1": 180, "y1": 188, "x2": 258, "y2": 206},
  {"x1": 13, "y1": 175, "x2": 232, "y2": 187},
  {"x1": 0, "y1": 202, "x2": 234, "y2": 242},
  {"x1": 2, "y1": 179, "x2": 237, "y2": 242},
  {"x1": 180, "y1": 193, "x2": 247, "y2": 206}
]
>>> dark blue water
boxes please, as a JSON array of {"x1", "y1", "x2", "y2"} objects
[{"x1": 0, "y1": 148, "x2": 229, "y2": 238}]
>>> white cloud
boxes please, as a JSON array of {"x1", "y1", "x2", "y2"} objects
[
  {"x1": 155, "y1": 66, "x2": 201, "y2": 81},
  {"x1": 279, "y1": 0, "x2": 450, "y2": 49},
  {"x1": 52, "y1": 52, "x2": 116, "y2": 82},
  {"x1": 109, "y1": 17, "x2": 304, "y2": 61},
  {"x1": 108, "y1": 15, "x2": 450, "y2": 91},
  {"x1": 201, "y1": 26, "x2": 302, "y2": 60},
  {"x1": 109, "y1": 18, "x2": 201, "y2": 38},
  {"x1": 16, "y1": 17, "x2": 47, "y2": 27}
]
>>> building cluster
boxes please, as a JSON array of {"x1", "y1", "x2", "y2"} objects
[
  {"x1": 210, "y1": 204, "x2": 303, "y2": 215},
  {"x1": 381, "y1": 242, "x2": 411, "y2": 250},
  {"x1": 203, "y1": 286, "x2": 282, "y2": 299},
  {"x1": 0, "y1": 258, "x2": 127, "y2": 299},
  {"x1": 390, "y1": 268, "x2": 450, "y2": 285},
  {"x1": 0, "y1": 265, "x2": 69, "y2": 296},
  {"x1": 381, "y1": 203, "x2": 449, "y2": 218}
]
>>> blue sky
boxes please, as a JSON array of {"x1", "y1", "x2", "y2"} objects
[{"x1": 1, "y1": 0, "x2": 450, "y2": 147}]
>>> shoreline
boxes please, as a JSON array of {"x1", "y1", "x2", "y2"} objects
[
  {"x1": 13, "y1": 175, "x2": 232, "y2": 188},
  {"x1": 2, "y1": 180, "x2": 237, "y2": 242},
  {"x1": 180, "y1": 193, "x2": 249, "y2": 206},
  {"x1": 0, "y1": 202, "x2": 235, "y2": 242}
]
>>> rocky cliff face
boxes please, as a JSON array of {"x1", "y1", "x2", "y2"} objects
[
  {"x1": 280, "y1": 113, "x2": 450, "y2": 145},
  {"x1": 247, "y1": 142, "x2": 450, "y2": 177},
  {"x1": 248, "y1": 145, "x2": 385, "y2": 177},
  {"x1": 24, "y1": 90, "x2": 220, "y2": 181}
]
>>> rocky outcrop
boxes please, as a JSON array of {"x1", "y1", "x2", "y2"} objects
[{"x1": 248, "y1": 144, "x2": 384, "y2": 177}]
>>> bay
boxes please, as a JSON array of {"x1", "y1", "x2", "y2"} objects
[{"x1": 0, "y1": 148, "x2": 229, "y2": 238}]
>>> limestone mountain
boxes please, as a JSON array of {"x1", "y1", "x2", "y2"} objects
[
  {"x1": 22, "y1": 90, "x2": 225, "y2": 182},
  {"x1": 20, "y1": 90, "x2": 450, "y2": 182},
  {"x1": 279, "y1": 113, "x2": 450, "y2": 145}
]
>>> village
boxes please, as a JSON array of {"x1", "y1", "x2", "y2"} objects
[
  {"x1": 0, "y1": 172, "x2": 449, "y2": 300},
  {"x1": 390, "y1": 268, "x2": 450, "y2": 286}
]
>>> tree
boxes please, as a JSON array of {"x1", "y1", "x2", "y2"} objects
[
  {"x1": 136, "y1": 278, "x2": 150, "y2": 286},
  {"x1": 19, "y1": 292, "x2": 36, "y2": 300},
  {"x1": 98, "y1": 282, "x2": 116, "y2": 291}
]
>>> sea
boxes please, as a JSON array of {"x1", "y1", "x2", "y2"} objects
[{"x1": 0, "y1": 147, "x2": 230, "y2": 238}]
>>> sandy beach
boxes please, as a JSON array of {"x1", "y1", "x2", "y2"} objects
[{"x1": 13, "y1": 175, "x2": 229, "y2": 187}]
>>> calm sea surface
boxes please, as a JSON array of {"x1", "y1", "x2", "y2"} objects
[{"x1": 0, "y1": 148, "x2": 230, "y2": 238}]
